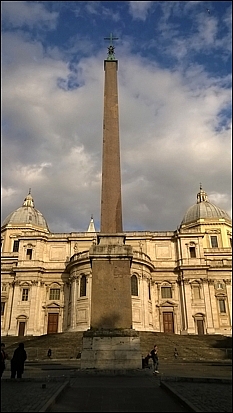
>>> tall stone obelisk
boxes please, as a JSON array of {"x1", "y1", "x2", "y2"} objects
[
  {"x1": 100, "y1": 41, "x2": 122, "y2": 234},
  {"x1": 80, "y1": 35, "x2": 141, "y2": 370}
]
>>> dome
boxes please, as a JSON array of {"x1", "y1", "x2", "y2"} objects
[
  {"x1": 1, "y1": 190, "x2": 50, "y2": 232},
  {"x1": 181, "y1": 185, "x2": 231, "y2": 226}
]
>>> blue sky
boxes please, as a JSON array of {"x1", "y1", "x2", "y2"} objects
[{"x1": 1, "y1": 1, "x2": 232, "y2": 232}]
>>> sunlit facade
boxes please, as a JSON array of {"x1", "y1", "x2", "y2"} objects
[{"x1": 1, "y1": 186, "x2": 232, "y2": 337}]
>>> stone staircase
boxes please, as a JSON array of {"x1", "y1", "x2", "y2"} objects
[
  {"x1": 1, "y1": 331, "x2": 232, "y2": 362},
  {"x1": 139, "y1": 331, "x2": 232, "y2": 362},
  {"x1": 1, "y1": 332, "x2": 84, "y2": 361}
]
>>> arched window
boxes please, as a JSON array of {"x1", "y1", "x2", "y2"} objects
[
  {"x1": 131, "y1": 275, "x2": 138, "y2": 296},
  {"x1": 80, "y1": 275, "x2": 87, "y2": 297}
]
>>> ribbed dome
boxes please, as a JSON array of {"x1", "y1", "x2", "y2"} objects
[
  {"x1": 181, "y1": 185, "x2": 231, "y2": 226},
  {"x1": 1, "y1": 190, "x2": 50, "y2": 232}
]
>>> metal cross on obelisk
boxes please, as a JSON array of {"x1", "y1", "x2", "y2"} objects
[{"x1": 104, "y1": 33, "x2": 119, "y2": 60}]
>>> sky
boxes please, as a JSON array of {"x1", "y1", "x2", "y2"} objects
[{"x1": 1, "y1": 1, "x2": 232, "y2": 233}]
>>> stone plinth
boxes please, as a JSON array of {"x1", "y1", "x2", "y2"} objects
[
  {"x1": 89, "y1": 234, "x2": 133, "y2": 330},
  {"x1": 80, "y1": 328, "x2": 142, "y2": 370}
]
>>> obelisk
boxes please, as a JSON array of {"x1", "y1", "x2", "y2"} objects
[
  {"x1": 100, "y1": 35, "x2": 122, "y2": 234},
  {"x1": 81, "y1": 35, "x2": 141, "y2": 370}
]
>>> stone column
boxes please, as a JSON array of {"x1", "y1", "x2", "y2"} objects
[
  {"x1": 208, "y1": 280, "x2": 218, "y2": 330},
  {"x1": 183, "y1": 280, "x2": 195, "y2": 334},
  {"x1": 71, "y1": 276, "x2": 77, "y2": 330},
  {"x1": 226, "y1": 280, "x2": 232, "y2": 325},
  {"x1": 202, "y1": 279, "x2": 215, "y2": 334}
]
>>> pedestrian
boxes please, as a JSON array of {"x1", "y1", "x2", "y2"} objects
[
  {"x1": 47, "y1": 348, "x2": 52, "y2": 358},
  {"x1": 1, "y1": 342, "x2": 8, "y2": 378},
  {"x1": 174, "y1": 347, "x2": 178, "y2": 358},
  {"x1": 11, "y1": 342, "x2": 27, "y2": 379},
  {"x1": 150, "y1": 344, "x2": 159, "y2": 374}
]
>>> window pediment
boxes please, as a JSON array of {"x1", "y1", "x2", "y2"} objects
[
  {"x1": 160, "y1": 299, "x2": 178, "y2": 307},
  {"x1": 43, "y1": 302, "x2": 61, "y2": 309},
  {"x1": 16, "y1": 314, "x2": 28, "y2": 320}
]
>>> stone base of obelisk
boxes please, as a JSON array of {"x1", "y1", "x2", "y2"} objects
[{"x1": 80, "y1": 328, "x2": 142, "y2": 369}]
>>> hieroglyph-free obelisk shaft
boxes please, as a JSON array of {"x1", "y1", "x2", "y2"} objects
[
  {"x1": 81, "y1": 39, "x2": 141, "y2": 369},
  {"x1": 101, "y1": 59, "x2": 122, "y2": 233},
  {"x1": 89, "y1": 42, "x2": 133, "y2": 330}
]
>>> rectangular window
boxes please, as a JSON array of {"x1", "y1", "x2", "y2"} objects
[
  {"x1": 189, "y1": 246, "x2": 196, "y2": 258},
  {"x1": 49, "y1": 289, "x2": 60, "y2": 300},
  {"x1": 1, "y1": 302, "x2": 5, "y2": 316},
  {"x1": 161, "y1": 287, "x2": 172, "y2": 299},
  {"x1": 13, "y1": 240, "x2": 19, "y2": 252},
  {"x1": 219, "y1": 299, "x2": 226, "y2": 313},
  {"x1": 26, "y1": 248, "x2": 32, "y2": 260},
  {"x1": 193, "y1": 285, "x2": 201, "y2": 299},
  {"x1": 1, "y1": 284, "x2": 7, "y2": 292},
  {"x1": 22, "y1": 288, "x2": 29, "y2": 301},
  {"x1": 210, "y1": 236, "x2": 218, "y2": 248}
]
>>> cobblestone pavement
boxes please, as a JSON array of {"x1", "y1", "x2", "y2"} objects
[
  {"x1": 1, "y1": 378, "x2": 69, "y2": 412},
  {"x1": 1, "y1": 360, "x2": 232, "y2": 412},
  {"x1": 160, "y1": 378, "x2": 232, "y2": 412}
]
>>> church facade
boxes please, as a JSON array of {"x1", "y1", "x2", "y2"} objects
[{"x1": 1, "y1": 186, "x2": 232, "y2": 337}]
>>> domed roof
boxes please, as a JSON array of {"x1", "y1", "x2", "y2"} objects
[
  {"x1": 1, "y1": 190, "x2": 50, "y2": 232},
  {"x1": 181, "y1": 185, "x2": 231, "y2": 226}
]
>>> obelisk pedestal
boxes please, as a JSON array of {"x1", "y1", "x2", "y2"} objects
[{"x1": 80, "y1": 235, "x2": 142, "y2": 369}]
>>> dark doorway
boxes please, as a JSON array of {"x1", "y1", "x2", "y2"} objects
[
  {"x1": 197, "y1": 319, "x2": 204, "y2": 335},
  {"x1": 47, "y1": 313, "x2": 59, "y2": 334},
  {"x1": 18, "y1": 321, "x2": 25, "y2": 336},
  {"x1": 163, "y1": 312, "x2": 174, "y2": 333}
]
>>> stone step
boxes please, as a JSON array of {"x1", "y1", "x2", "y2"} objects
[{"x1": 2, "y1": 331, "x2": 231, "y2": 361}]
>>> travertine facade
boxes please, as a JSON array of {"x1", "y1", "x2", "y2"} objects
[{"x1": 1, "y1": 187, "x2": 232, "y2": 337}]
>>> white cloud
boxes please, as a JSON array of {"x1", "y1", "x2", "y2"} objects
[
  {"x1": 1, "y1": 187, "x2": 17, "y2": 198},
  {"x1": 1, "y1": 7, "x2": 231, "y2": 233},
  {"x1": 128, "y1": 1, "x2": 153, "y2": 21},
  {"x1": 2, "y1": 1, "x2": 58, "y2": 30},
  {"x1": 15, "y1": 162, "x2": 52, "y2": 183}
]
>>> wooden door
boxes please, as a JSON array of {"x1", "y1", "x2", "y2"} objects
[
  {"x1": 197, "y1": 319, "x2": 204, "y2": 335},
  {"x1": 163, "y1": 312, "x2": 174, "y2": 333},
  {"x1": 47, "y1": 313, "x2": 59, "y2": 334},
  {"x1": 18, "y1": 322, "x2": 25, "y2": 336}
]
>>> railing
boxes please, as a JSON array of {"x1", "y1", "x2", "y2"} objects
[
  {"x1": 1, "y1": 252, "x2": 19, "y2": 258},
  {"x1": 69, "y1": 251, "x2": 90, "y2": 263},
  {"x1": 204, "y1": 248, "x2": 232, "y2": 254},
  {"x1": 206, "y1": 259, "x2": 232, "y2": 267}
]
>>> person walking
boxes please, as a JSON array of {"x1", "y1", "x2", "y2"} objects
[
  {"x1": 174, "y1": 347, "x2": 178, "y2": 358},
  {"x1": 11, "y1": 342, "x2": 27, "y2": 379},
  {"x1": 150, "y1": 344, "x2": 159, "y2": 374},
  {"x1": 1, "y1": 342, "x2": 7, "y2": 378}
]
